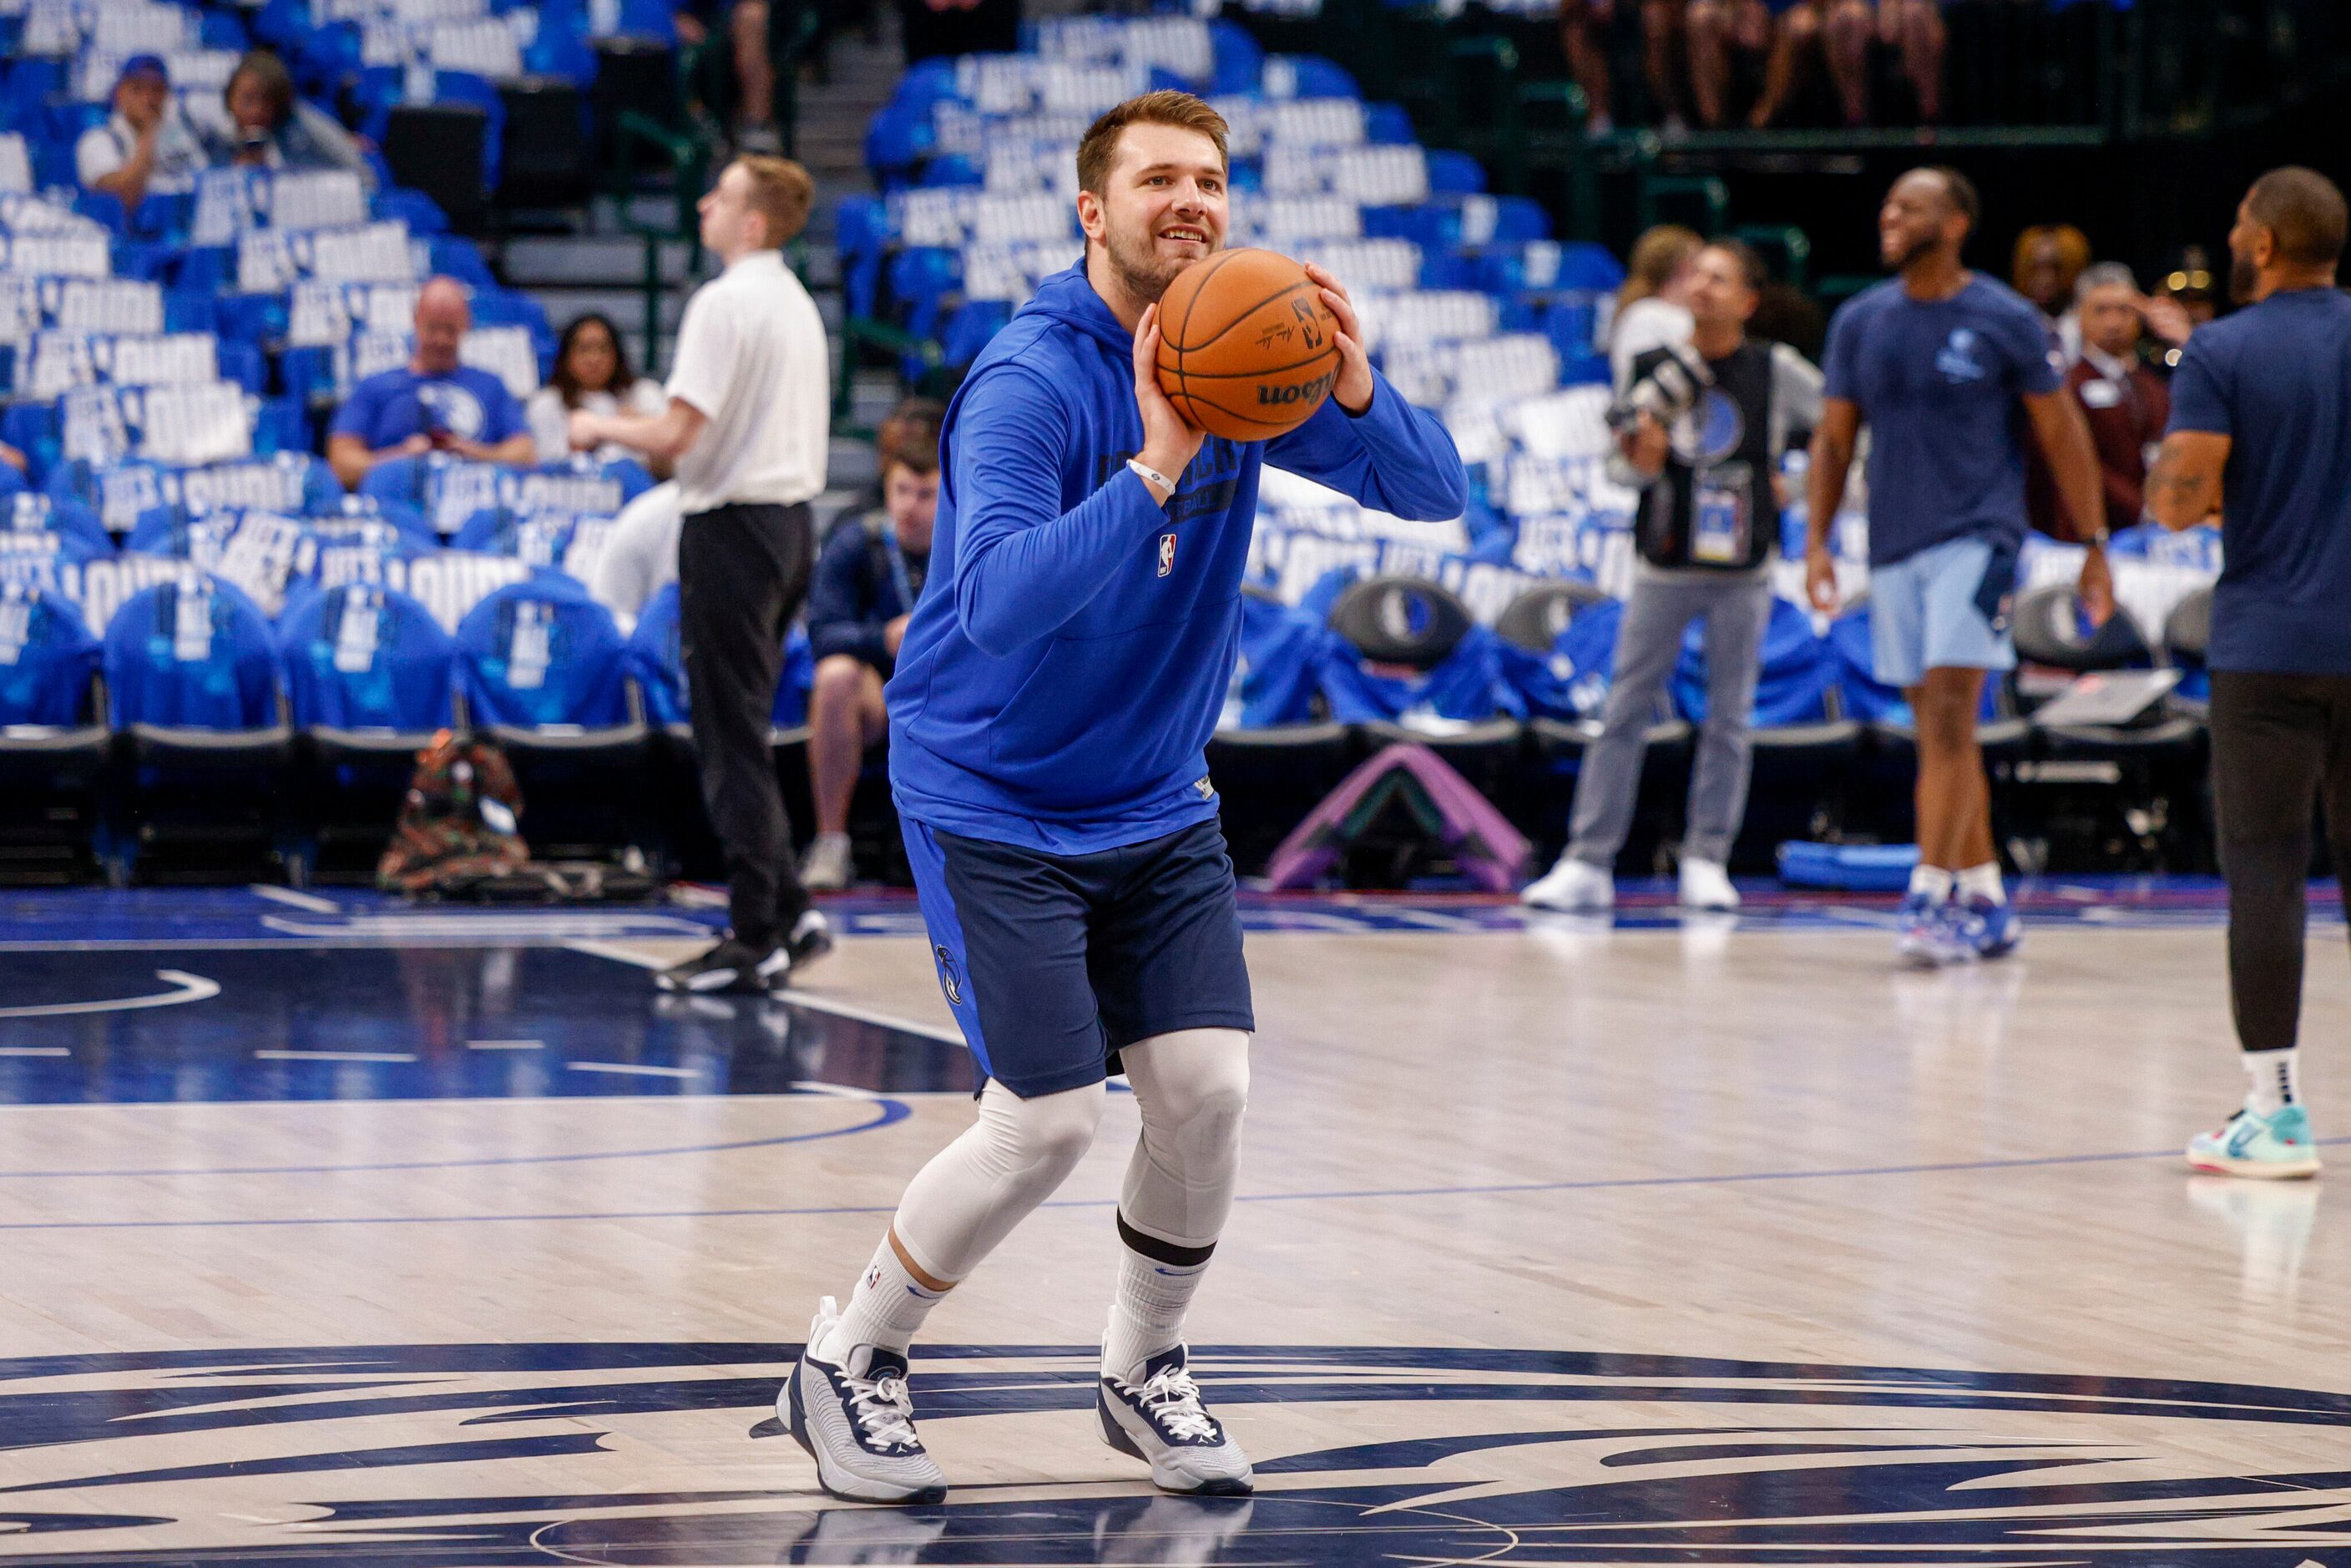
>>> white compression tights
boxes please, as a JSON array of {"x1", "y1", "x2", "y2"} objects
[{"x1": 890, "y1": 1029, "x2": 1252, "y2": 1284}]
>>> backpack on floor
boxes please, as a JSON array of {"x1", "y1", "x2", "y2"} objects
[{"x1": 377, "y1": 731, "x2": 530, "y2": 896}]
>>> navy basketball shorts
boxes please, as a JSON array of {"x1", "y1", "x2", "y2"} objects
[{"x1": 901, "y1": 817, "x2": 1256, "y2": 1099}]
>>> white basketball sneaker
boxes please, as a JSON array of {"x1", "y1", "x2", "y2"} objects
[
  {"x1": 784, "y1": 1298, "x2": 948, "y2": 1504},
  {"x1": 1677, "y1": 857, "x2": 1739, "y2": 911},
  {"x1": 1098, "y1": 1346, "x2": 1254, "y2": 1495},
  {"x1": 1521, "y1": 857, "x2": 1614, "y2": 913}
]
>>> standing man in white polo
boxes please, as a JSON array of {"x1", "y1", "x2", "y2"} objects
[{"x1": 571, "y1": 155, "x2": 833, "y2": 993}]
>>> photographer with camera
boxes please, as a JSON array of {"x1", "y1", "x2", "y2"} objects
[{"x1": 1524, "y1": 240, "x2": 1822, "y2": 914}]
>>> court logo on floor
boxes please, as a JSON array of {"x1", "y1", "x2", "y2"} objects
[{"x1": 4, "y1": 1343, "x2": 2347, "y2": 1565}]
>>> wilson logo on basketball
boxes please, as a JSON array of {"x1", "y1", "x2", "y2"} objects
[{"x1": 1258, "y1": 370, "x2": 1336, "y2": 407}]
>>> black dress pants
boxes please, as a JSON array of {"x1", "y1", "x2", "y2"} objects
[
  {"x1": 679, "y1": 501, "x2": 816, "y2": 949},
  {"x1": 2209, "y1": 669, "x2": 2351, "y2": 1055}
]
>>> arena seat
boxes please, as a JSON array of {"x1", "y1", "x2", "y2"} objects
[
  {"x1": 279, "y1": 581, "x2": 456, "y2": 883},
  {"x1": 0, "y1": 579, "x2": 108, "y2": 881},
  {"x1": 456, "y1": 578, "x2": 648, "y2": 859},
  {"x1": 1322, "y1": 574, "x2": 1524, "y2": 801},
  {"x1": 2161, "y1": 584, "x2": 2212, "y2": 714},
  {"x1": 102, "y1": 574, "x2": 294, "y2": 884}
]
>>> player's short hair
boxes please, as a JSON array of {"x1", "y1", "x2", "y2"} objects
[
  {"x1": 2247, "y1": 166, "x2": 2348, "y2": 269},
  {"x1": 734, "y1": 154, "x2": 815, "y2": 249},
  {"x1": 877, "y1": 397, "x2": 944, "y2": 478},
  {"x1": 1923, "y1": 165, "x2": 1980, "y2": 234},
  {"x1": 1076, "y1": 90, "x2": 1230, "y2": 198},
  {"x1": 2074, "y1": 261, "x2": 2138, "y2": 302},
  {"x1": 1701, "y1": 238, "x2": 1767, "y2": 293}
]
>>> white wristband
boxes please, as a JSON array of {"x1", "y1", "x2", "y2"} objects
[{"x1": 1127, "y1": 458, "x2": 1175, "y2": 501}]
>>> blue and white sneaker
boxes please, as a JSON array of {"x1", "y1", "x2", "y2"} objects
[
  {"x1": 1099, "y1": 1346, "x2": 1254, "y2": 1495},
  {"x1": 2187, "y1": 1105, "x2": 2323, "y2": 1180},
  {"x1": 784, "y1": 1297, "x2": 948, "y2": 1504},
  {"x1": 1893, "y1": 893, "x2": 1971, "y2": 968},
  {"x1": 1951, "y1": 894, "x2": 2023, "y2": 960}
]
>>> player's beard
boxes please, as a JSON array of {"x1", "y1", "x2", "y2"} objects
[
  {"x1": 1104, "y1": 222, "x2": 1211, "y2": 305},
  {"x1": 2228, "y1": 244, "x2": 2259, "y2": 305},
  {"x1": 1886, "y1": 231, "x2": 1942, "y2": 272}
]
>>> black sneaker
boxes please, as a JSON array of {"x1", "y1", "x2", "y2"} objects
[
  {"x1": 657, "y1": 937, "x2": 787, "y2": 994},
  {"x1": 786, "y1": 908, "x2": 835, "y2": 969}
]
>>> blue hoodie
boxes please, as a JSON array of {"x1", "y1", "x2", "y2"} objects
[{"x1": 887, "y1": 261, "x2": 1469, "y2": 853}]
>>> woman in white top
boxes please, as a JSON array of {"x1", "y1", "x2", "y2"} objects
[
  {"x1": 528, "y1": 313, "x2": 670, "y2": 470},
  {"x1": 1607, "y1": 224, "x2": 1704, "y2": 391}
]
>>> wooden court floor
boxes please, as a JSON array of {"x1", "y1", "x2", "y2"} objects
[{"x1": 3, "y1": 903, "x2": 2348, "y2": 1565}]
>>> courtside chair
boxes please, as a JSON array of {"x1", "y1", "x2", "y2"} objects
[
  {"x1": 1323, "y1": 574, "x2": 1525, "y2": 803},
  {"x1": 456, "y1": 578, "x2": 649, "y2": 862},
  {"x1": 101, "y1": 574, "x2": 294, "y2": 886},
  {"x1": 2009, "y1": 581, "x2": 2203, "y2": 871},
  {"x1": 280, "y1": 582, "x2": 458, "y2": 885},
  {"x1": 1208, "y1": 585, "x2": 1353, "y2": 875},
  {"x1": 0, "y1": 580, "x2": 109, "y2": 883}
]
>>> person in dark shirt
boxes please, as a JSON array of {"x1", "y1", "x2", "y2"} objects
[
  {"x1": 2026, "y1": 263, "x2": 2173, "y2": 539},
  {"x1": 1807, "y1": 166, "x2": 2107, "y2": 968},
  {"x1": 798, "y1": 406, "x2": 939, "y2": 890},
  {"x1": 2148, "y1": 167, "x2": 2351, "y2": 1180}
]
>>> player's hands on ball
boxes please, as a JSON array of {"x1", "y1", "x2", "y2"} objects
[
  {"x1": 1804, "y1": 546, "x2": 1840, "y2": 614},
  {"x1": 1134, "y1": 302, "x2": 1206, "y2": 489},
  {"x1": 1302, "y1": 263, "x2": 1374, "y2": 414}
]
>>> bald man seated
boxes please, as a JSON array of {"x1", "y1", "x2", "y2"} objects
[{"x1": 327, "y1": 276, "x2": 537, "y2": 488}]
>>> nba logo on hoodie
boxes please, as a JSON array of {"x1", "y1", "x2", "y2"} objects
[{"x1": 1157, "y1": 532, "x2": 1176, "y2": 578}]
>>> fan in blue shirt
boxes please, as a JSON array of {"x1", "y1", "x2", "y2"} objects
[
  {"x1": 781, "y1": 94, "x2": 1468, "y2": 1510},
  {"x1": 326, "y1": 278, "x2": 535, "y2": 492},
  {"x1": 1805, "y1": 166, "x2": 2107, "y2": 969}
]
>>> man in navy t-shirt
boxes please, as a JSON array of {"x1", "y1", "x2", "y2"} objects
[
  {"x1": 326, "y1": 277, "x2": 534, "y2": 489},
  {"x1": 2149, "y1": 167, "x2": 2349, "y2": 1181},
  {"x1": 1807, "y1": 166, "x2": 2109, "y2": 968}
]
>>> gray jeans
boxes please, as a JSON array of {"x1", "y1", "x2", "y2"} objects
[{"x1": 1568, "y1": 569, "x2": 1773, "y2": 869}]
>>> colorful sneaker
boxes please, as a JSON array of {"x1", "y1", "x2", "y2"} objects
[
  {"x1": 1098, "y1": 1346, "x2": 1254, "y2": 1496},
  {"x1": 2187, "y1": 1105, "x2": 2322, "y2": 1180},
  {"x1": 1893, "y1": 893, "x2": 1970, "y2": 969},
  {"x1": 784, "y1": 1297, "x2": 948, "y2": 1504},
  {"x1": 1951, "y1": 895, "x2": 2023, "y2": 960}
]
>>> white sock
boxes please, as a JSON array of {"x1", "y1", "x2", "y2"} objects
[
  {"x1": 2244, "y1": 1048, "x2": 2300, "y2": 1118},
  {"x1": 820, "y1": 1235, "x2": 949, "y2": 1361},
  {"x1": 1102, "y1": 1234, "x2": 1211, "y2": 1383},
  {"x1": 1909, "y1": 864, "x2": 1954, "y2": 902},
  {"x1": 1955, "y1": 862, "x2": 2005, "y2": 903}
]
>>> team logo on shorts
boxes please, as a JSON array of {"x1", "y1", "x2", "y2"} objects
[
  {"x1": 933, "y1": 943, "x2": 963, "y2": 1006},
  {"x1": 1158, "y1": 532, "x2": 1176, "y2": 577}
]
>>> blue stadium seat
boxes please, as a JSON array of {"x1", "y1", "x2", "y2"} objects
[
  {"x1": 0, "y1": 579, "x2": 109, "y2": 874},
  {"x1": 0, "y1": 579, "x2": 102, "y2": 729},
  {"x1": 3, "y1": 493, "x2": 114, "y2": 564},
  {"x1": 458, "y1": 577, "x2": 650, "y2": 857},
  {"x1": 103, "y1": 574, "x2": 294, "y2": 883},
  {"x1": 281, "y1": 580, "x2": 455, "y2": 734}
]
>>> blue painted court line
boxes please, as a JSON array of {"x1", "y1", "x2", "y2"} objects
[
  {"x1": 3, "y1": 1133, "x2": 2334, "y2": 1231},
  {"x1": 0, "y1": 1099, "x2": 911, "y2": 1180}
]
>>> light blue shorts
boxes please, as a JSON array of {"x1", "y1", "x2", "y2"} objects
[{"x1": 1868, "y1": 534, "x2": 2019, "y2": 690}]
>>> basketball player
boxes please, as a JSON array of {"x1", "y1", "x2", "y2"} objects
[
  {"x1": 2148, "y1": 168, "x2": 2348, "y2": 1180},
  {"x1": 571, "y1": 156, "x2": 834, "y2": 994},
  {"x1": 1806, "y1": 166, "x2": 2108, "y2": 966},
  {"x1": 783, "y1": 89, "x2": 1468, "y2": 1502}
]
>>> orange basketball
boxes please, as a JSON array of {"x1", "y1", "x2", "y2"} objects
[{"x1": 1155, "y1": 248, "x2": 1342, "y2": 442}]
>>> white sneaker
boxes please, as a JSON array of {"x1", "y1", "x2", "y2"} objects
[
  {"x1": 801, "y1": 832, "x2": 854, "y2": 892},
  {"x1": 1677, "y1": 857, "x2": 1739, "y2": 911},
  {"x1": 1098, "y1": 1346, "x2": 1253, "y2": 1495},
  {"x1": 784, "y1": 1297, "x2": 948, "y2": 1504},
  {"x1": 1521, "y1": 857, "x2": 1614, "y2": 912}
]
